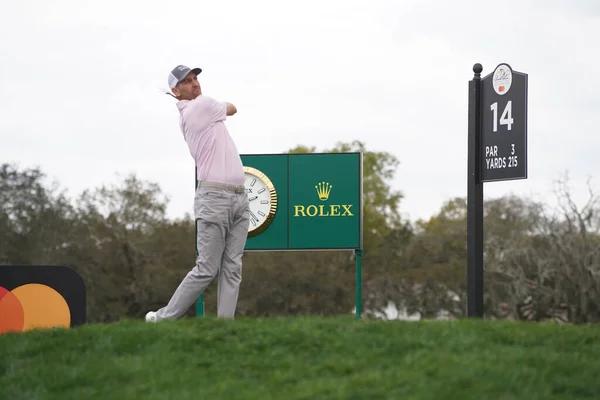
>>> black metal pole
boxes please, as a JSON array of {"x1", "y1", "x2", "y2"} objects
[{"x1": 467, "y1": 63, "x2": 484, "y2": 318}]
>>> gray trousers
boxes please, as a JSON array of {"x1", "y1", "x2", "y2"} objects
[{"x1": 156, "y1": 181, "x2": 249, "y2": 320}]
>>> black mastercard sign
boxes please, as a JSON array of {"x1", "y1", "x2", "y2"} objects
[{"x1": 0, "y1": 265, "x2": 86, "y2": 334}]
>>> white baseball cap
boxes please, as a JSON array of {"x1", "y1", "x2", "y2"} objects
[{"x1": 168, "y1": 65, "x2": 202, "y2": 89}]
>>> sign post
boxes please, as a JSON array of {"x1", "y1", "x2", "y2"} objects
[{"x1": 467, "y1": 63, "x2": 528, "y2": 318}]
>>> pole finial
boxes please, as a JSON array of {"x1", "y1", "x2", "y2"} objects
[{"x1": 473, "y1": 63, "x2": 483, "y2": 77}]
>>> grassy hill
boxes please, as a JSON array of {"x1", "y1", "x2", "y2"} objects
[{"x1": 1, "y1": 316, "x2": 600, "y2": 399}]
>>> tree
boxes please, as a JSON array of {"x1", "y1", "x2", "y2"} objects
[
  {"x1": 486, "y1": 176, "x2": 600, "y2": 323},
  {"x1": 362, "y1": 194, "x2": 554, "y2": 321},
  {"x1": 0, "y1": 163, "x2": 76, "y2": 265},
  {"x1": 69, "y1": 174, "x2": 188, "y2": 322},
  {"x1": 362, "y1": 197, "x2": 468, "y2": 320}
]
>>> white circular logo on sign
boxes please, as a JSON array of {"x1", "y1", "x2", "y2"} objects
[{"x1": 492, "y1": 64, "x2": 512, "y2": 95}]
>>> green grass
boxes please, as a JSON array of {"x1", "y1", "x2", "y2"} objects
[{"x1": 1, "y1": 316, "x2": 600, "y2": 399}]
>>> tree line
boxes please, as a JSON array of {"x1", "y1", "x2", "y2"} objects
[{"x1": 1, "y1": 140, "x2": 599, "y2": 324}]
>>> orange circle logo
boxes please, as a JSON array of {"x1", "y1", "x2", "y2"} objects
[{"x1": 0, "y1": 284, "x2": 71, "y2": 333}]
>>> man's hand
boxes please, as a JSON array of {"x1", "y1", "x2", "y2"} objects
[{"x1": 226, "y1": 103, "x2": 237, "y2": 116}]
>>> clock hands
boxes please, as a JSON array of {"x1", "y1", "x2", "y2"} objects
[{"x1": 250, "y1": 211, "x2": 260, "y2": 226}]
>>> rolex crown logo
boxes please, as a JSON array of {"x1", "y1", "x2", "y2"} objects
[{"x1": 315, "y1": 181, "x2": 332, "y2": 201}]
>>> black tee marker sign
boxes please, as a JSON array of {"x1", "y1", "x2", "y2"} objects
[
  {"x1": 480, "y1": 63, "x2": 528, "y2": 182},
  {"x1": 466, "y1": 62, "x2": 529, "y2": 319}
]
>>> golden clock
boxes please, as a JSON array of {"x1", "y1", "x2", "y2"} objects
[{"x1": 243, "y1": 166, "x2": 278, "y2": 237}]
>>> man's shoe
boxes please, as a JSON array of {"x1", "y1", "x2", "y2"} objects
[{"x1": 145, "y1": 311, "x2": 158, "y2": 323}]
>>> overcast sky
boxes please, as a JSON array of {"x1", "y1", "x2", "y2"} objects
[{"x1": 1, "y1": 0, "x2": 599, "y2": 223}]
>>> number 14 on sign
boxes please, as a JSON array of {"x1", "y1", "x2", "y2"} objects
[{"x1": 490, "y1": 101, "x2": 513, "y2": 132}]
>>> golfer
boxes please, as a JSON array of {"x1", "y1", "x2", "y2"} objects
[{"x1": 146, "y1": 65, "x2": 249, "y2": 322}]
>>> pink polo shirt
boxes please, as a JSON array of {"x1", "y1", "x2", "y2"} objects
[{"x1": 177, "y1": 96, "x2": 245, "y2": 186}]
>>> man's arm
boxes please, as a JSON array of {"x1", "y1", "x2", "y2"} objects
[{"x1": 226, "y1": 102, "x2": 237, "y2": 116}]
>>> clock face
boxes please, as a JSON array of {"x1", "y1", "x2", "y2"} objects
[{"x1": 243, "y1": 166, "x2": 277, "y2": 237}]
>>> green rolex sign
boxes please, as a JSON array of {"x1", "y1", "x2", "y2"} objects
[
  {"x1": 241, "y1": 152, "x2": 363, "y2": 250},
  {"x1": 195, "y1": 151, "x2": 364, "y2": 319}
]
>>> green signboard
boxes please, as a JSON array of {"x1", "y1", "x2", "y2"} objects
[
  {"x1": 195, "y1": 152, "x2": 364, "y2": 318},
  {"x1": 242, "y1": 152, "x2": 363, "y2": 251}
]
